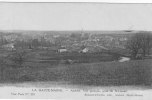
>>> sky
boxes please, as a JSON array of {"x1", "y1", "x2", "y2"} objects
[{"x1": 0, "y1": 3, "x2": 152, "y2": 31}]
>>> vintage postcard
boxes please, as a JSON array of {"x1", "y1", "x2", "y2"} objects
[{"x1": 0, "y1": 2, "x2": 152, "y2": 100}]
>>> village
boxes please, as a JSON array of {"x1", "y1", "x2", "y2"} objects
[
  {"x1": 0, "y1": 30, "x2": 132, "y2": 64},
  {"x1": 0, "y1": 31, "x2": 129, "y2": 53}
]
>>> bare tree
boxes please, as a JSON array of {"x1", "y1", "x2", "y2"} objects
[
  {"x1": 139, "y1": 32, "x2": 152, "y2": 56},
  {"x1": 126, "y1": 31, "x2": 152, "y2": 59},
  {"x1": 126, "y1": 34, "x2": 140, "y2": 59}
]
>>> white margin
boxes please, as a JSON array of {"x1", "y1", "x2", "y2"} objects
[{"x1": 0, "y1": 0, "x2": 151, "y2": 3}]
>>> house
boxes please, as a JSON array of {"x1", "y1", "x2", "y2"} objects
[
  {"x1": 58, "y1": 48, "x2": 67, "y2": 53},
  {"x1": 81, "y1": 48, "x2": 89, "y2": 53}
]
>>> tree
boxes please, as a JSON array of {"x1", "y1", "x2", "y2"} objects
[
  {"x1": 54, "y1": 36, "x2": 67, "y2": 46},
  {"x1": 126, "y1": 34, "x2": 141, "y2": 58},
  {"x1": 126, "y1": 31, "x2": 152, "y2": 59},
  {"x1": 139, "y1": 32, "x2": 152, "y2": 56},
  {"x1": 31, "y1": 39, "x2": 40, "y2": 48},
  {"x1": 70, "y1": 33, "x2": 82, "y2": 41},
  {"x1": 82, "y1": 33, "x2": 90, "y2": 40}
]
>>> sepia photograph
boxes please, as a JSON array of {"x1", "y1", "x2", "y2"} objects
[{"x1": 0, "y1": 1, "x2": 152, "y2": 99}]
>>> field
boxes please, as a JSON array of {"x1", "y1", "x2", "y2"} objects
[{"x1": 0, "y1": 49, "x2": 152, "y2": 87}]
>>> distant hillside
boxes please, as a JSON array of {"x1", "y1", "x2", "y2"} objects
[{"x1": 0, "y1": 30, "x2": 148, "y2": 35}]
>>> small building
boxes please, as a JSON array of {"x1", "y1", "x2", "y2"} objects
[
  {"x1": 58, "y1": 48, "x2": 67, "y2": 53},
  {"x1": 82, "y1": 48, "x2": 89, "y2": 53}
]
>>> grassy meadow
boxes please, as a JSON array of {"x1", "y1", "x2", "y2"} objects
[{"x1": 0, "y1": 49, "x2": 152, "y2": 86}]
